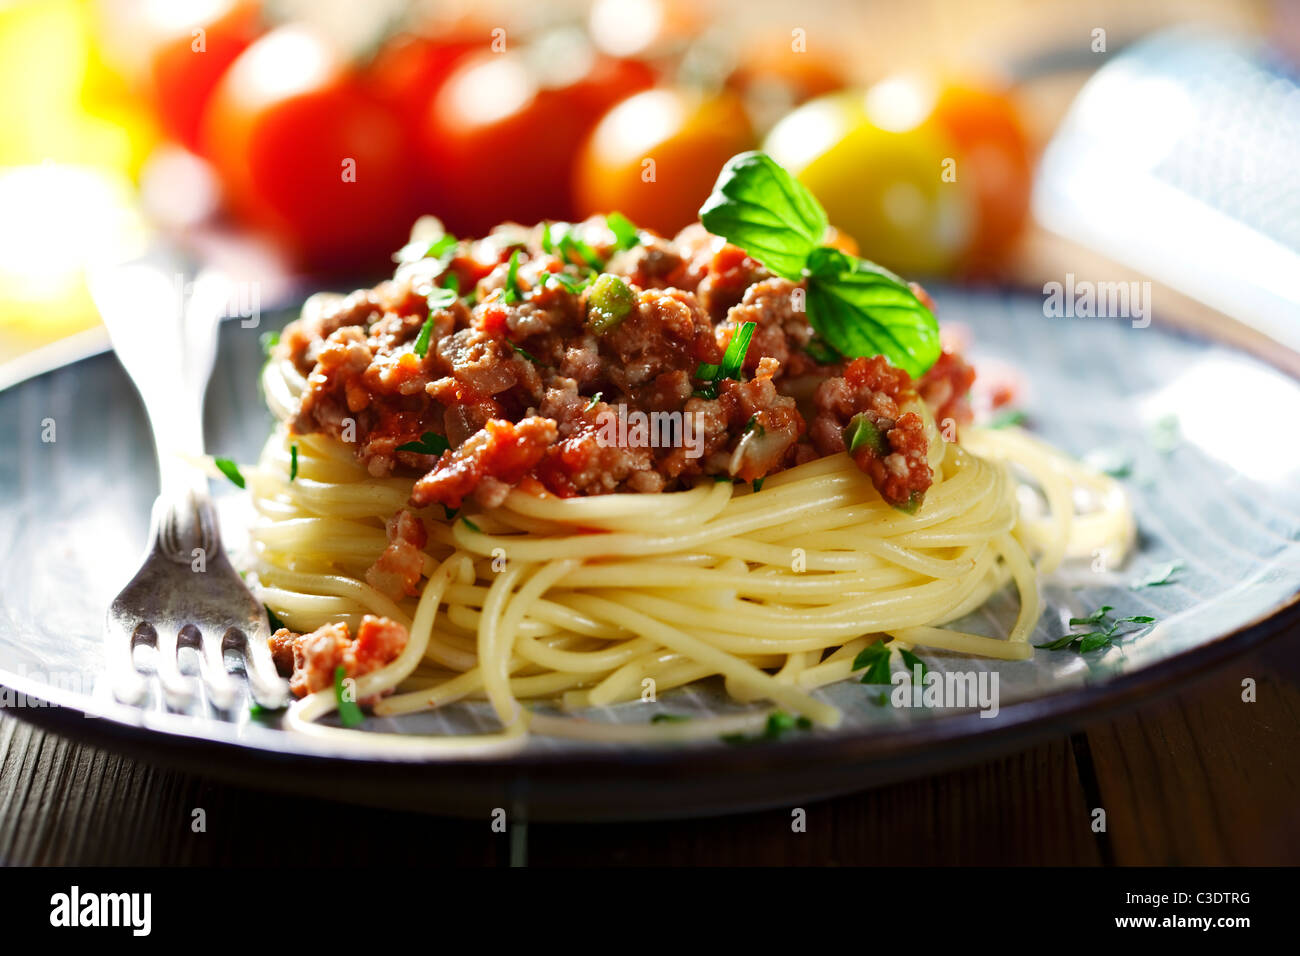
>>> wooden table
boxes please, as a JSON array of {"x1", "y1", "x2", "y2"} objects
[{"x1": 2, "y1": 630, "x2": 1295, "y2": 867}]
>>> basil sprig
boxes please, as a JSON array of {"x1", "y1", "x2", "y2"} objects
[
  {"x1": 700, "y1": 152, "x2": 827, "y2": 279},
  {"x1": 699, "y1": 151, "x2": 940, "y2": 378}
]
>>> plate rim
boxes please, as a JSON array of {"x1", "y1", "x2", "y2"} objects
[{"x1": 3, "y1": 301, "x2": 1299, "y2": 818}]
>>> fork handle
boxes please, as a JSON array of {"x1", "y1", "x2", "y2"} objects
[{"x1": 150, "y1": 391, "x2": 209, "y2": 500}]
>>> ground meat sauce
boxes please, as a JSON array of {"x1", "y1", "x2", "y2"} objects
[
  {"x1": 269, "y1": 615, "x2": 409, "y2": 702},
  {"x1": 279, "y1": 217, "x2": 975, "y2": 511}
]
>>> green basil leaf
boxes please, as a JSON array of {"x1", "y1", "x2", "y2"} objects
[
  {"x1": 698, "y1": 151, "x2": 827, "y2": 280},
  {"x1": 804, "y1": 249, "x2": 940, "y2": 378}
]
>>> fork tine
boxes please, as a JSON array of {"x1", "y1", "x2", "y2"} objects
[
  {"x1": 104, "y1": 615, "x2": 149, "y2": 705},
  {"x1": 230, "y1": 627, "x2": 289, "y2": 708},
  {"x1": 155, "y1": 625, "x2": 197, "y2": 708},
  {"x1": 198, "y1": 629, "x2": 239, "y2": 710}
]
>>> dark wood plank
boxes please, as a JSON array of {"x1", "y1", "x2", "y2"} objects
[
  {"x1": 1082, "y1": 638, "x2": 1300, "y2": 865},
  {"x1": 0, "y1": 716, "x2": 504, "y2": 866},
  {"x1": 526, "y1": 737, "x2": 1101, "y2": 865}
]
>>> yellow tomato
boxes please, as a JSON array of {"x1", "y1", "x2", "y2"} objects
[{"x1": 763, "y1": 81, "x2": 976, "y2": 276}]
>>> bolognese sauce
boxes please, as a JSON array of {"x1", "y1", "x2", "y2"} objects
[{"x1": 277, "y1": 216, "x2": 974, "y2": 513}]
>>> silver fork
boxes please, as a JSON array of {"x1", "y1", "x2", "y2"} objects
[{"x1": 91, "y1": 251, "x2": 287, "y2": 713}]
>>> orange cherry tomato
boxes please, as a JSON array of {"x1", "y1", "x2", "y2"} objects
[
  {"x1": 201, "y1": 26, "x2": 416, "y2": 270},
  {"x1": 141, "y1": 0, "x2": 262, "y2": 153},
  {"x1": 420, "y1": 48, "x2": 654, "y2": 235},
  {"x1": 929, "y1": 82, "x2": 1033, "y2": 272},
  {"x1": 726, "y1": 36, "x2": 848, "y2": 132},
  {"x1": 573, "y1": 88, "x2": 757, "y2": 236}
]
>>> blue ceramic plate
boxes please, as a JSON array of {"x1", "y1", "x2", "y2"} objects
[{"x1": 2, "y1": 288, "x2": 1297, "y2": 820}]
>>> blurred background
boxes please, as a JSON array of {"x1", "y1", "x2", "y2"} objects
[{"x1": 0, "y1": 0, "x2": 1296, "y2": 380}]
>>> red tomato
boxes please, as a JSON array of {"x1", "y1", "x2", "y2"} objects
[
  {"x1": 366, "y1": 31, "x2": 483, "y2": 124},
  {"x1": 142, "y1": 0, "x2": 262, "y2": 152},
  {"x1": 200, "y1": 26, "x2": 417, "y2": 270},
  {"x1": 420, "y1": 48, "x2": 654, "y2": 235},
  {"x1": 574, "y1": 88, "x2": 757, "y2": 237},
  {"x1": 929, "y1": 83, "x2": 1033, "y2": 273}
]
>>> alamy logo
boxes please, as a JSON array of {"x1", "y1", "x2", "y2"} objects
[
  {"x1": 1042, "y1": 273, "x2": 1151, "y2": 328},
  {"x1": 49, "y1": 886, "x2": 151, "y2": 936},
  {"x1": 890, "y1": 667, "x2": 1000, "y2": 718},
  {"x1": 595, "y1": 406, "x2": 706, "y2": 459}
]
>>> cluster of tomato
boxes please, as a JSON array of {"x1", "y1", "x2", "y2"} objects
[{"x1": 137, "y1": 1, "x2": 1032, "y2": 276}]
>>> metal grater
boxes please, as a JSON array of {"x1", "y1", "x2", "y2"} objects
[{"x1": 1033, "y1": 27, "x2": 1300, "y2": 350}]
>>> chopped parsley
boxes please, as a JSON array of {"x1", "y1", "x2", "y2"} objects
[
  {"x1": 1036, "y1": 605, "x2": 1157, "y2": 652},
  {"x1": 538, "y1": 270, "x2": 593, "y2": 295},
  {"x1": 443, "y1": 505, "x2": 459, "y2": 520},
  {"x1": 289, "y1": 444, "x2": 298, "y2": 482},
  {"x1": 851, "y1": 641, "x2": 931, "y2": 704},
  {"x1": 584, "y1": 391, "x2": 603, "y2": 412},
  {"x1": 852, "y1": 641, "x2": 893, "y2": 685},
  {"x1": 606, "y1": 211, "x2": 641, "y2": 251},
  {"x1": 395, "y1": 230, "x2": 457, "y2": 265},
  {"x1": 1131, "y1": 560, "x2": 1185, "y2": 589},
  {"x1": 426, "y1": 233, "x2": 457, "y2": 261},
  {"x1": 413, "y1": 317, "x2": 434, "y2": 359},
  {"x1": 214, "y1": 457, "x2": 245, "y2": 489},
  {"x1": 559, "y1": 233, "x2": 603, "y2": 271},
  {"x1": 650, "y1": 713, "x2": 689, "y2": 724},
  {"x1": 512, "y1": 344, "x2": 540, "y2": 364},
  {"x1": 694, "y1": 321, "x2": 755, "y2": 399},
  {"x1": 897, "y1": 647, "x2": 927, "y2": 682},
  {"x1": 844, "y1": 413, "x2": 886, "y2": 456},
  {"x1": 752, "y1": 477, "x2": 765, "y2": 492},
  {"x1": 396, "y1": 432, "x2": 450, "y2": 456},
  {"x1": 721, "y1": 709, "x2": 813, "y2": 744},
  {"x1": 503, "y1": 249, "x2": 523, "y2": 303},
  {"x1": 259, "y1": 330, "x2": 280, "y2": 356},
  {"x1": 333, "y1": 665, "x2": 364, "y2": 728},
  {"x1": 461, "y1": 517, "x2": 481, "y2": 533}
]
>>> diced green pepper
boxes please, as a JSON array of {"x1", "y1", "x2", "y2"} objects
[{"x1": 586, "y1": 274, "x2": 635, "y2": 334}]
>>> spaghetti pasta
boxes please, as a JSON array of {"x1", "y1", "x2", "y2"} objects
[{"x1": 243, "y1": 355, "x2": 1134, "y2": 752}]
